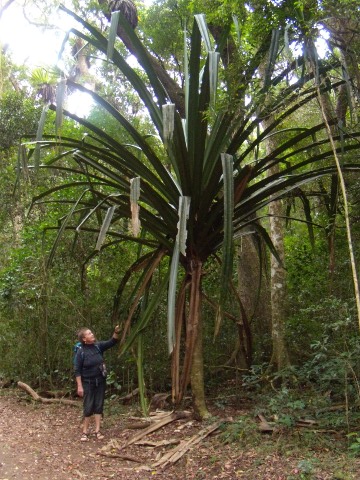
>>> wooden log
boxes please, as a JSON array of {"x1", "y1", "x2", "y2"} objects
[
  {"x1": 119, "y1": 388, "x2": 139, "y2": 404},
  {"x1": 17, "y1": 381, "x2": 80, "y2": 407}
]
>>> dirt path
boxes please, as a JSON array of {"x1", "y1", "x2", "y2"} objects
[
  {"x1": 0, "y1": 392, "x2": 197, "y2": 479},
  {"x1": 1, "y1": 391, "x2": 360, "y2": 479}
]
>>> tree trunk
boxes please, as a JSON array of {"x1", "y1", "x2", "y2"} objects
[
  {"x1": 190, "y1": 310, "x2": 210, "y2": 419},
  {"x1": 237, "y1": 236, "x2": 271, "y2": 364},
  {"x1": 264, "y1": 121, "x2": 290, "y2": 371},
  {"x1": 268, "y1": 194, "x2": 290, "y2": 370},
  {"x1": 173, "y1": 257, "x2": 210, "y2": 419}
]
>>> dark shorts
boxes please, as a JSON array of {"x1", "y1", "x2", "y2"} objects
[{"x1": 82, "y1": 377, "x2": 106, "y2": 417}]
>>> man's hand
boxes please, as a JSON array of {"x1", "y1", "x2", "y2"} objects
[{"x1": 77, "y1": 386, "x2": 84, "y2": 398}]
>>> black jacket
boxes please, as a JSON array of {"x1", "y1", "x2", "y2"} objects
[{"x1": 74, "y1": 337, "x2": 117, "y2": 380}]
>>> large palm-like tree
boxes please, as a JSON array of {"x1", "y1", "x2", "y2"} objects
[{"x1": 27, "y1": 6, "x2": 360, "y2": 417}]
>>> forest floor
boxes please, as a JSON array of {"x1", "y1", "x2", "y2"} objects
[{"x1": 1, "y1": 388, "x2": 360, "y2": 480}]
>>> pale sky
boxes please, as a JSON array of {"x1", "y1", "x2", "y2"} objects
[
  {"x1": 0, "y1": 1, "x2": 154, "y2": 116},
  {"x1": 1, "y1": 2, "x2": 67, "y2": 67},
  {"x1": 0, "y1": 0, "x2": 154, "y2": 68}
]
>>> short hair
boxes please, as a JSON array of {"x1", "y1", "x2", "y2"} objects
[{"x1": 77, "y1": 327, "x2": 89, "y2": 343}]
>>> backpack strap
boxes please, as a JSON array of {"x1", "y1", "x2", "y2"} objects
[{"x1": 95, "y1": 344, "x2": 103, "y2": 357}]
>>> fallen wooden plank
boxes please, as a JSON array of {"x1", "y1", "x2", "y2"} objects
[
  {"x1": 122, "y1": 411, "x2": 192, "y2": 449},
  {"x1": 152, "y1": 419, "x2": 224, "y2": 469}
]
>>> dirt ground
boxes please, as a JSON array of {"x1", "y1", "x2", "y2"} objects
[{"x1": 1, "y1": 389, "x2": 360, "y2": 480}]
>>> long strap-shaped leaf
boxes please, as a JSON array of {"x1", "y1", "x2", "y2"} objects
[
  {"x1": 214, "y1": 154, "x2": 234, "y2": 336},
  {"x1": 95, "y1": 205, "x2": 117, "y2": 251},
  {"x1": 65, "y1": 81, "x2": 178, "y2": 201},
  {"x1": 194, "y1": 14, "x2": 213, "y2": 53},
  {"x1": 60, "y1": 5, "x2": 169, "y2": 118},
  {"x1": 52, "y1": 103, "x2": 179, "y2": 205},
  {"x1": 59, "y1": 21, "x2": 163, "y2": 132},
  {"x1": 130, "y1": 177, "x2": 141, "y2": 237},
  {"x1": 167, "y1": 241, "x2": 179, "y2": 354},
  {"x1": 120, "y1": 266, "x2": 170, "y2": 353},
  {"x1": 34, "y1": 105, "x2": 49, "y2": 171},
  {"x1": 46, "y1": 189, "x2": 89, "y2": 268},
  {"x1": 107, "y1": 10, "x2": 120, "y2": 60},
  {"x1": 167, "y1": 195, "x2": 191, "y2": 353}
]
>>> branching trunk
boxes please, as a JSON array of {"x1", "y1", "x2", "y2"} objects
[
  {"x1": 98, "y1": 0, "x2": 185, "y2": 116},
  {"x1": 171, "y1": 258, "x2": 209, "y2": 419}
]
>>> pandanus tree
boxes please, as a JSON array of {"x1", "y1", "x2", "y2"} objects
[{"x1": 26, "y1": 4, "x2": 360, "y2": 418}]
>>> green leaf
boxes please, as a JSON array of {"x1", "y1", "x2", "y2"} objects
[
  {"x1": 34, "y1": 105, "x2": 49, "y2": 171},
  {"x1": 264, "y1": 29, "x2": 280, "y2": 88},
  {"x1": 167, "y1": 241, "x2": 179, "y2": 354},
  {"x1": 194, "y1": 14, "x2": 212, "y2": 53},
  {"x1": 55, "y1": 78, "x2": 66, "y2": 134},
  {"x1": 215, "y1": 154, "x2": 234, "y2": 336},
  {"x1": 120, "y1": 268, "x2": 171, "y2": 354},
  {"x1": 47, "y1": 189, "x2": 89, "y2": 268},
  {"x1": 95, "y1": 205, "x2": 116, "y2": 251},
  {"x1": 209, "y1": 51, "x2": 220, "y2": 106},
  {"x1": 232, "y1": 15, "x2": 241, "y2": 45},
  {"x1": 176, "y1": 196, "x2": 191, "y2": 256},
  {"x1": 183, "y1": 20, "x2": 189, "y2": 133},
  {"x1": 107, "y1": 11, "x2": 120, "y2": 60}
]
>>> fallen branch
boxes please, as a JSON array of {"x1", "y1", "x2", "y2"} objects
[
  {"x1": 135, "y1": 439, "x2": 180, "y2": 448},
  {"x1": 318, "y1": 404, "x2": 346, "y2": 413},
  {"x1": 119, "y1": 388, "x2": 139, "y2": 404},
  {"x1": 124, "y1": 421, "x2": 151, "y2": 430},
  {"x1": 97, "y1": 451, "x2": 142, "y2": 463},
  {"x1": 296, "y1": 419, "x2": 318, "y2": 427},
  {"x1": 121, "y1": 411, "x2": 192, "y2": 449},
  {"x1": 257, "y1": 414, "x2": 274, "y2": 433},
  {"x1": 17, "y1": 382, "x2": 80, "y2": 407},
  {"x1": 152, "y1": 419, "x2": 224, "y2": 469},
  {"x1": 150, "y1": 393, "x2": 171, "y2": 409}
]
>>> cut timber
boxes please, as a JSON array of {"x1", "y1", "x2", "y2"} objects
[
  {"x1": 122, "y1": 411, "x2": 192, "y2": 449},
  {"x1": 152, "y1": 419, "x2": 224, "y2": 469},
  {"x1": 17, "y1": 382, "x2": 80, "y2": 407}
]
